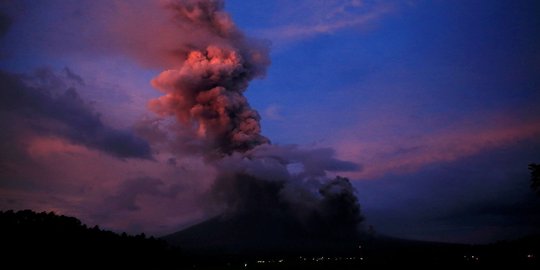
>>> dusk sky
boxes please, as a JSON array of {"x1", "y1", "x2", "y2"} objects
[{"x1": 1, "y1": 0, "x2": 539, "y2": 244}]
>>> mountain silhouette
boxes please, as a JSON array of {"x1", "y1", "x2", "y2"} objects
[
  {"x1": 164, "y1": 212, "x2": 364, "y2": 256},
  {"x1": 163, "y1": 213, "x2": 540, "y2": 266}
]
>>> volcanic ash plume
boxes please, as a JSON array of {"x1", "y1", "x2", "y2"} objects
[
  {"x1": 150, "y1": 0, "x2": 269, "y2": 156},
  {"x1": 149, "y1": 0, "x2": 364, "y2": 241}
]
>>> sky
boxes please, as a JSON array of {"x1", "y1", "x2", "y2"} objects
[{"x1": 1, "y1": 0, "x2": 539, "y2": 244}]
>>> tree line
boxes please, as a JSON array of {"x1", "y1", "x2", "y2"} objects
[{"x1": 0, "y1": 209, "x2": 180, "y2": 267}]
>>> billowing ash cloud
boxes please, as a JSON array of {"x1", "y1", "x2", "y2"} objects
[
  {"x1": 150, "y1": 0, "x2": 269, "y2": 156},
  {"x1": 211, "y1": 145, "x2": 363, "y2": 236},
  {"x1": 0, "y1": 69, "x2": 151, "y2": 159},
  {"x1": 150, "y1": 0, "x2": 364, "y2": 238}
]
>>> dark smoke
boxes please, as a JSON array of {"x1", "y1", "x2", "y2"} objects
[
  {"x1": 209, "y1": 145, "x2": 363, "y2": 237},
  {"x1": 212, "y1": 172, "x2": 363, "y2": 236}
]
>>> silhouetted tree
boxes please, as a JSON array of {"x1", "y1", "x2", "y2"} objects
[{"x1": 530, "y1": 163, "x2": 540, "y2": 195}]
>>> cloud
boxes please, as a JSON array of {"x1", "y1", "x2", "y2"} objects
[
  {"x1": 0, "y1": 68, "x2": 151, "y2": 159},
  {"x1": 0, "y1": 133, "x2": 214, "y2": 235},
  {"x1": 257, "y1": 0, "x2": 399, "y2": 46},
  {"x1": 263, "y1": 104, "x2": 283, "y2": 121},
  {"x1": 335, "y1": 113, "x2": 540, "y2": 179}
]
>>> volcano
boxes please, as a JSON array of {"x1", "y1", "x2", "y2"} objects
[
  {"x1": 161, "y1": 213, "x2": 483, "y2": 266},
  {"x1": 164, "y1": 215, "x2": 534, "y2": 266},
  {"x1": 163, "y1": 212, "x2": 365, "y2": 256}
]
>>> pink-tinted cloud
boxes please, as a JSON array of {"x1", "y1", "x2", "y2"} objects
[
  {"x1": 0, "y1": 67, "x2": 215, "y2": 236},
  {"x1": 145, "y1": 0, "x2": 273, "y2": 157},
  {"x1": 1, "y1": 135, "x2": 215, "y2": 235},
  {"x1": 150, "y1": 45, "x2": 269, "y2": 156},
  {"x1": 0, "y1": 69, "x2": 151, "y2": 159},
  {"x1": 335, "y1": 113, "x2": 540, "y2": 179},
  {"x1": 4, "y1": 0, "x2": 245, "y2": 69}
]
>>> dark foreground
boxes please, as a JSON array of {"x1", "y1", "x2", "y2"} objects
[{"x1": 0, "y1": 210, "x2": 538, "y2": 268}]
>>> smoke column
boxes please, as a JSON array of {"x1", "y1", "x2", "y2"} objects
[
  {"x1": 150, "y1": 0, "x2": 269, "y2": 156},
  {"x1": 150, "y1": 0, "x2": 363, "y2": 239}
]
